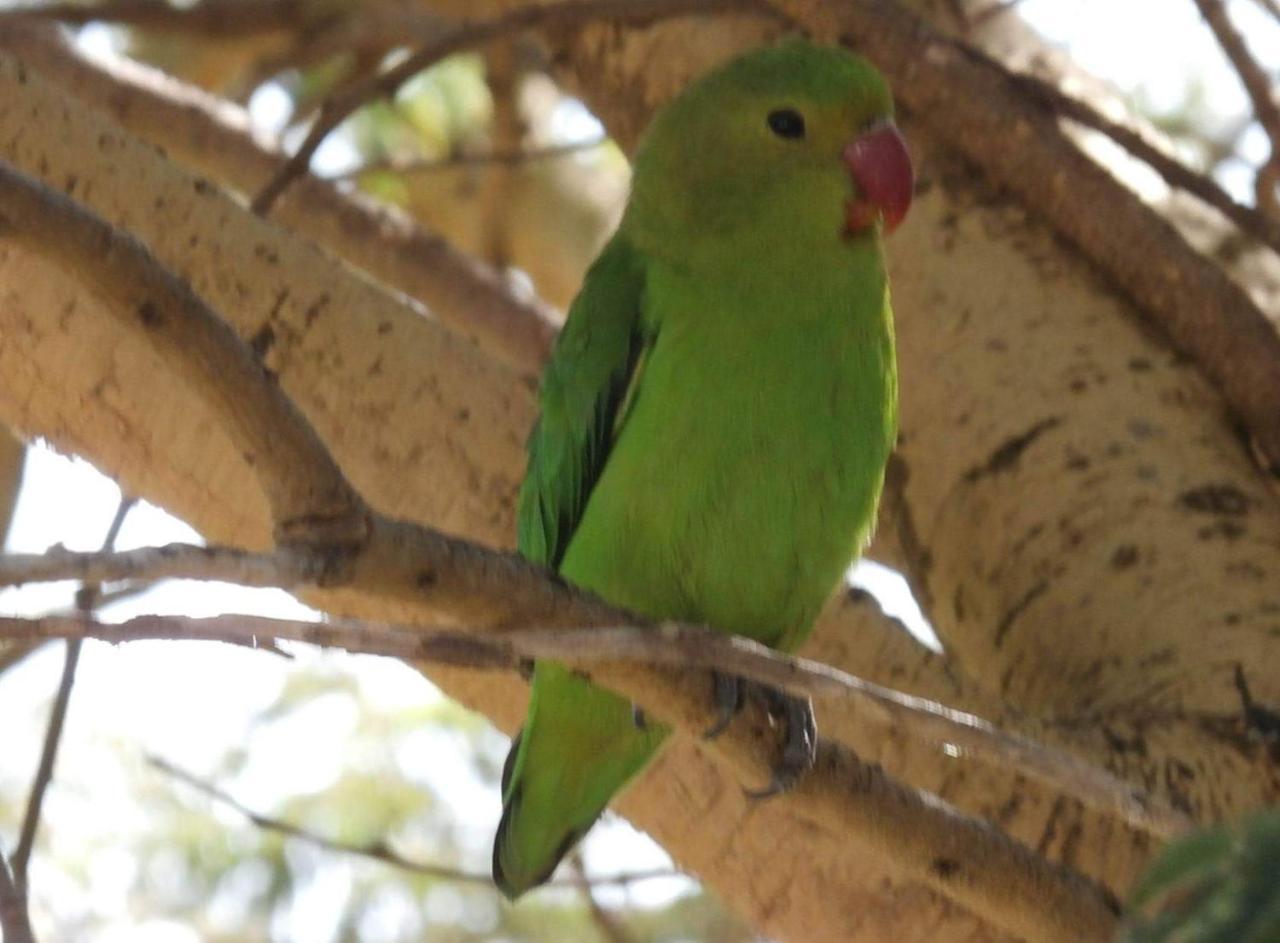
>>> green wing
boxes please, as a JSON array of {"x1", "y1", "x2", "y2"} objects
[{"x1": 517, "y1": 235, "x2": 649, "y2": 568}]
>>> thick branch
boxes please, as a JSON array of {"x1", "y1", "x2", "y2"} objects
[
  {"x1": 0, "y1": 21, "x2": 557, "y2": 376},
  {"x1": 0, "y1": 160, "x2": 366, "y2": 542},
  {"x1": 0, "y1": 609, "x2": 1121, "y2": 941},
  {"x1": 778, "y1": 0, "x2": 1280, "y2": 473}
]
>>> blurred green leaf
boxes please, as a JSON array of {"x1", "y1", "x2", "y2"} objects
[{"x1": 1119, "y1": 810, "x2": 1280, "y2": 943}]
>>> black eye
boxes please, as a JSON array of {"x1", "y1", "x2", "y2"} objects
[{"x1": 767, "y1": 108, "x2": 806, "y2": 139}]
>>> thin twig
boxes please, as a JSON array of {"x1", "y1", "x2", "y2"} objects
[
  {"x1": 0, "y1": 0, "x2": 315, "y2": 37},
  {"x1": 1255, "y1": 0, "x2": 1280, "y2": 25},
  {"x1": 332, "y1": 138, "x2": 608, "y2": 182},
  {"x1": 571, "y1": 851, "x2": 633, "y2": 943},
  {"x1": 1013, "y1": 70, "x2": 1280, "y2": 255},
  {"x1": 1193, "y1": 0, "x2": 1280, "y2": 216},
  {"x1": 0, "y1": 606, "x2": 1192, "y2": 839},
  {"x1": 11, "y1": 496, "x2": 135, "y2": 888},
  {"x1": 150, "y1": 756, "x2": 679, "y2": 890},
  {"x1": 250, "y1": 0, "x2": 779, "y2": 213},
  {"x1": 0, "y1": 848, "x2": 35, "y2": 943}
]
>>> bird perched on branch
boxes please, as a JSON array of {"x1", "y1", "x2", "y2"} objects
[{"x1": 493, "y1": 38, "x2": 913, "y2": 898}]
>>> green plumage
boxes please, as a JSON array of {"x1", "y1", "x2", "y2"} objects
[{"x1": 494, "y1": 40, "x2": 901, "y2": 897}]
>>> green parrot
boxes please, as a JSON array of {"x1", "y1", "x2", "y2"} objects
[{"x1": 493, "y1": 38, "x2": 912, "y2": 898}]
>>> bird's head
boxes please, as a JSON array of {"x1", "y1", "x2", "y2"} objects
[{"x1": 626, "y1": 39, "x2": 913, "y2": 254}]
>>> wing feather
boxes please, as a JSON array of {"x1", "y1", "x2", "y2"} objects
[{"x1": 517, "y1": 236, "x2": 649, "y2": 568}]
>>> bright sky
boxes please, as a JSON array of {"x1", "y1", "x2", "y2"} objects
[{"x1": 1, "y1": 3, "x2": 1274, "y2": 939}]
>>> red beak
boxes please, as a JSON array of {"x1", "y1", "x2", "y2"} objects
[{"x1": 842, "y1": 122, "x2": 913, "y2": 236}]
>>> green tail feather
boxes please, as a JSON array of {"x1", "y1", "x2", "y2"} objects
[{"x1": 492, "y1": 662, "x2": 668, "y2": 898}]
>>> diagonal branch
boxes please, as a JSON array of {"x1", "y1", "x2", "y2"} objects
[
  {"x1": 0, "y1": 20, "x2": 558, "y2": 376},
  {"x1": 0, "y1": 160, "x2": 367, "y2": 544},
  {"x1": 0, "y1": 848, "x2": 35, "y2": 943},
  {"x1": 1192, "y1": 0, "x2": 1280, "y2": 216},
  {"x1": 1012, "y1": 69, "x2": 1280, "y2": 255},
  {"x1": 150, "y1": 756, "x2": 680, "y2": 889},
  {"x1": 10, "y1": 495, "x2": 136, "y2": 887},
  {"x1": 250, "y1": 0, "x2": 783, "y2": 213}
]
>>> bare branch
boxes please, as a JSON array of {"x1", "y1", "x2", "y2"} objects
[
  {"x1": 1012, "y1": 69, "x2": 1280, "y2": 255},
  {"x1": 0, "y1": 161, "x2": 367, "y2": 543},
  {"x1": 151, "y1": 756, "x2": 679, "y2": 889},
  {"x1": 11, "y1": 496, "x2": 135, "y2": 887},
  {"x1": 0, "y1": 608, "x2": 1122, "y2": 940},
  {"x1": 1192, "y1": 0, "x2": 1280, "y2": 216},
  {"x1": 0, "y1": 848, "x2": 34, "y2": 943},
  {"x1": 250, "y1": 0, "x2": 782, "y2": 213},
  {"x1": 0, "y1": 0, "x2": 315, "y2": 37},
  {"x1": 571, "y1": 851, "x2": 634, "y2": 943},
  {"x1": 332, "y1": 138, "x2": 610, "y2": 182},
  {"x1": 0, "y1": 605, "x2": 1191, "y2": 840}
]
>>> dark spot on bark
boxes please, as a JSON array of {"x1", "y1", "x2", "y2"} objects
[
  {"x1": 254, "y1": 244, "x2": 280, "y2": 265},
  {"x1": 136, "y1": 300, "x2": 163, "y2": 328},
  {"x1": 416, "y1": 569, "x2": 437, "y2": 589},
  {"x1": 931, "y1": 857, "x2": 960, "y2": 879},
  {"x1": 1163, "y1": 759, "x2": 1196, "y2": 814},
  {"x1": 964, "y1": 417, "x2": 1062, "y2": 482},
  {"x1": 1197, "y1": 520, "x2": 1244, "y2": 541},
  {"x1": 1139, "y1": 647, "x2": 1175, "y2": 668},
  {"x1": 377, "y1": 321, "x2": 393, "y2": 335},
  {"x1": 1068, "y1": 378, "x2": 1087, "y2": 393},
  {"x1": 249, "y1": 322, "x2": 276, "y2": 360},
  {"x1": 1224, "y1": 612, "x2": 1241, "y2": 625},
  {"x1": 1110, "y1": 545, "x2": 1138, "y2": 570},
  {"x1": 269, "y1": 288, "x2": 290, "y2": 320},
  {"x1": 1065, "y1": 452, "x2": 1090, "y2": 471},
  {"x1": 1128, "y1": 357, "x2": 1152, "y2": 371},
  {"x1": 1179, "y1": 483, "x2": 1251, "y2": 516},
  {"x1": 1226, "y1": 561, "x2": 1265, "y2": 581},
  {"x1": 994, "y1": 580, "x2": 1048, "y2": 648},
  {"x1": 456, "y1": 408, "x2": 470, "y2": 422},
  {"x1": 1102, "y1": 726, "x2": 1147, "y2": 756},
  {"x1": 303, "y1": 293, "x2": 331, "y2": 328},
  {"x1": 193, "y1": 178, "x2": 212, "y2": 194},
  {"x1": 1234, "y1": 664, "x2": 1280, "y2": 743}
]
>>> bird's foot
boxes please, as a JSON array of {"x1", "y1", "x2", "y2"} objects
[
  {"x1": 702, "y1": 673, "x2": 816, "y2": 798},
  {"x1": 702, "y1": 671, "x2": 744, "y2": 741}
]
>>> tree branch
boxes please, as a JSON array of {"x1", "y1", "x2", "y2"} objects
[
  {"x1": 776, "y1": 0, "x2": 1280, "y2": 475},
  {"x1": 250, "y1": 0, "x2": 782, "y2": 213},
  {"x1": 0, "y1": 848, "x2": 34, "y2": 943},
  {"x1": 149, "y1": 756, "x2": 678, "y2": 890},
  {"x1": 0, "y1": 0, "x2": 315, "y2": 37},
  {"x1": 1192, "y1": 0, "x2": 1280, "y2": 216},
  {"x1": 0, "y1": 608, "x2": 1121, "y2": 941},
  {"x1": 11, "y1": 496, "x2": 135, "y2": 887},
  {"x1": 0, "y1": 21, "x2": 558, "y2": 376},
  {"x1": 1011, "y1": 69, "x2": 1280, "y2": 255},
  {"x1": 0, "y1": 161, "x2": 367, "y2": 543},
  {"x1": 0, "y1": 602, "x2": 1189, "y2": 840}
]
